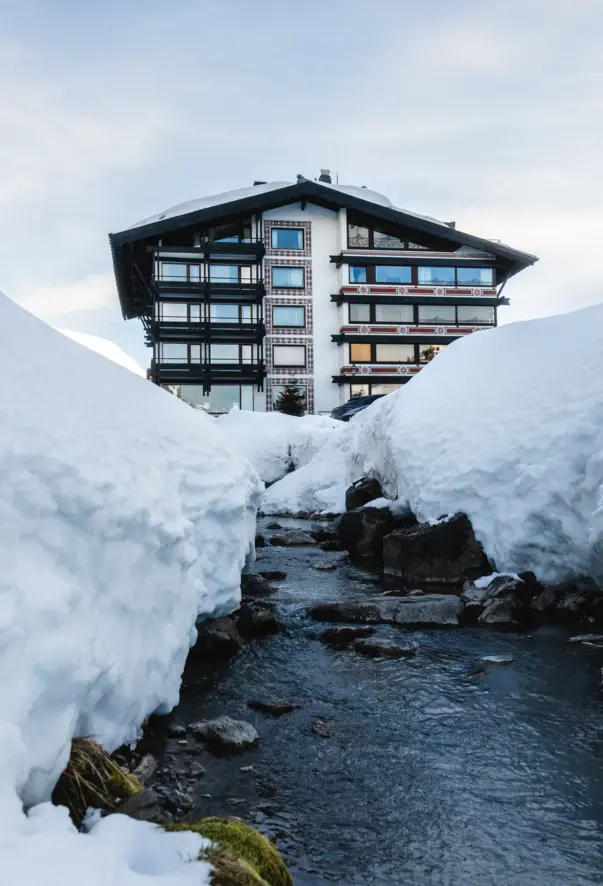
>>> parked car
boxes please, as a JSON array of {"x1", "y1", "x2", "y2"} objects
[{"x1": 330, "y1": 394, "x2": 384, "y2": 422}]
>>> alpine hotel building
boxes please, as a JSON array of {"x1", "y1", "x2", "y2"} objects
[{"x1": 109, "y1": 173, "x2": 537, "y2": 414}]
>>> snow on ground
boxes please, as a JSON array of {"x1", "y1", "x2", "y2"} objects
[
  {"x1": 218, "y1": 407, "x2": 344, "y2": 484},
  {"x1": 57, "y1": 328, "x2": 146, "y2": 377},
  {"x1": 0, "y1": 294, "x2": 262, "y2": 883},
  {"x1": 265, "y1": 303, "x2": 603, "y2": 585}
]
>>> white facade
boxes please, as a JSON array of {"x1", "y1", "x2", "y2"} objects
[{"x1": 262, "y1": 202, "x2": 345, "y2": 414}]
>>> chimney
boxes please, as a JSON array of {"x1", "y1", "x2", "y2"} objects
[
  {"x1": 318, "y1": 168, "x2": 332, "y2": 184},
  {"x1": 253, "y1": 180, "x2": 267, "y2": 186}
]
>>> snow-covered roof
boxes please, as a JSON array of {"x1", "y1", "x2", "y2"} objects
[{"x1": 127, "y1": 179, "x2": 447, "y2": 232}]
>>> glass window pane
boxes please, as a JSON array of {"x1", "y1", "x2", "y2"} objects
[
  {"x1": 190, "y1": 304, "x2": 201, "y2": 321},
  {"x1": 241, "y1": 305, "x2": 252, "y2": 323},
  {"x1": 418, "y1": 305, "x2": 456, "y2": 323},
  {"x1": 418, "y1": 266, "x2": 456, "y2": 285},
  {"x1": 350, "y1": 343, "x2": 372, "y2": 362},
  {"x1": 273, "y1": 305, "x2": 305, "y2": 327},
  {"x1": 159, "y1": 302, "x2": 187, "y2": 319},
  {"x1": 456, "y1": 267, "x2": 494, "y2": 285},
  {"x1": 419, "y1": 343, "x2": 446, "y2": 362},
  {"x1": 161, "y1": 343, "x2": 187, "y2": 362},
  {"x1": 375, "y1": 304, "x2": 414, "y2": 323},
  {"x1": 348, "y1": 224, "x2": 370, "y2": 248},
  {"x1": 375, "y1": 344, "x2": 415, "y2": 363},
  {"x1": 178, "y1": 385, "x2": 208, "y2": 408},
  {"x1": 210, "y1": 304, "x2": 239, "y2": 322},
  {"x1": 272, "y1": 267, "x2": 305, "y2": 288},
  {"x1": 240, "y1": 266, "x2": 252, "y2": 283},
  {"x1": 457, "y1": 305, "x2": 495, "y2": 324},
  {"x1": 350, "y1": 384, "x2": 370, "y2": 397},
  {"x1": 241, "y1": 386, "x2": 254, "y2": 410},
  {"x1": 375, "y1": 265, "x2": 412, "y2": 284},
  {"x1": 189, "y1": 344, "x2": 201, "y2": 362},
  {"x1": 241, "y1": 345, "x2": 253, "y2": 363},
  {"x1": 160, "y1": 263, "x2": 188, "y2": 281},
  {"x1": 211, "y1": 344, "x2": 238, "y2": 363},
  {"x1": 349, "y1": 304, "x2": 371, "y2": 322},
  {"x1": 208, "y1": 386, "x2": 241, "y2": 413},
  {"x1": 189, "y1": 265, "x2": 201, "y2": 282},
  {"x1": 371, "y1": 383, "x2": 402, "y2": 395},
  {"x1": 273, "y1": 345, "x2": 306, "y2": 366},
  {"x1": 271, "y1": 228, "x2": 304, "y2": 249},
  {"x1": 374, "y1": 229, "x2": 404, "y2": 249},
  {"x1": 349, "y1": 266, "x2": 367, "y2": 283},
  {"x1": 209, "y1": 265, "x2": 238, "y2": 282}
]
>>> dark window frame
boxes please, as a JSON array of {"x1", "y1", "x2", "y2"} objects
[
  {"x1": 347, "y1": 302, "x2": 497, "y2": 327},
  {"x1": 272, "y1": 304, "x2": 306, "y2": 328},
  {"x1": 271, "y1": 266, "x2": 306, "y2": 289},
  {"x1": 348, "y1": 341, "x2": 450, "y2": 365},
  {"x1": 347, "y1": 264, "x2": 496, "y2": 287},
  {"x1": 272, "y1": 343, "x2": 307, "y2": 368},
  {"x1": 271, "y1": 227, "x2": 305, "y2": 251}
]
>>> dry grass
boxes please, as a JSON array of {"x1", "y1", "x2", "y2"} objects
[{"x1": 52, "y1": 738, "x2": 142, "y2": 827}]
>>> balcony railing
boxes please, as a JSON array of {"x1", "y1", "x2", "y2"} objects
[
  {"x1": 150, "y1": 359, "x2": 266, "y2": 392},
  {"x1": 150, "y1": 319, "x2": 265, "y2": 343}
]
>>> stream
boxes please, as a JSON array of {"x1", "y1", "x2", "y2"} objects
[{"x1": 152, "y1": 518, "x2": 603, "y2": 885}]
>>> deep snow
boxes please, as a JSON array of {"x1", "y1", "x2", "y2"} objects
[
  {"x1": 218, "y1": 408, "x2": 344, "y2": 485},
  {"x1": 265, "y1": 304, "x2": 603, "y2": 585},
  {"x1": 57, "y1": 328, "x2": 145, "y2": 377},
  {"x1": 0, "y1": 294, "x2": 262, "y2": 883}
]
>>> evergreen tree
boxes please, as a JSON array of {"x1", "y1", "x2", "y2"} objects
[{"x1": 275, "y1": 383, "x2": 306, "y2": 416}]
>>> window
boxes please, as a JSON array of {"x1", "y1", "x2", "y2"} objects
[
  {"x1": 350, "y1": 343, "x2": 372, "y2": 362},
  {"x1": 209, "y1": 264, "x2": 239, "y2": 283},
  {"x1": 273, "y1": 345, "x2": 306, "y2": 366},
  {"x1": 418, "y1": 267, "x2": 456, "y2": 285},
  {"x1": 271, "y1": 267, "x2": 305, "y2": 288},
  {"x1": 374, "y1": 229, "x2": 404, "y2": 249},
  {"x1": 210, "y1": 344, "x2": 239, "y2": 363},
  {"x1": 271, "y1": 228, "x2": 304, "y2": 250},
  {"x1": 418, "y1": 305, "x2": 456, "y2": 324},
  {"x1": 273, "y1": 305, "x2": 305, "y2": 327},
  {"x1": 457, "y1": 305, "x2": 495, "y2": 325},
  {"x1": 348, "y1": 223, "x2": 370, "y2": 248},
  {"x1": 350, "y1": 384, "x2": 370, "y2": 398},
  {"x1": 160, "y1": 343, "x2": 187, "y2": 362},
  {"x1": 178, "y1": 385, "x2": 255, "y2": 413},
  {"x1": 376, "y1": 343, "x2": 415, "y2": 363},
  {"x1": 210, "y1": 304, "x2": 239, "y2": 323},
  {"x1": 419, "y1": 343, "x2": 446, "y2": 362},
  {"x1": 456, "y1": 267, "x2": 494, "y2": 286},
  {"x1": 375, "y1": 304, "x2": 414, "y2": 323},
  {"x1": 157, "y1": 302, "x2": 187, "y2": 320},
  {"x1": 371, "y1": 384, "x2": 402, "y2": 395},
  {"x1": 349, "y1": 304, "x2": 371, "y2": 322},
  {"x1": 375, "y1": 265, "x2": 412, "y2": 284},
  {"x1": 349, "y1": 266, "x2": 367, "y2": 284},
  {"x1": 272, "y1": 384, "x2": 308, "y2": 410},
  {"x1": 159, "y1": 262, "x2": 201, "y2": 282}
]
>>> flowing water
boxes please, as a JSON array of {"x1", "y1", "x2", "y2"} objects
[{"x1": 160, "y1": 519, "x2": 603, "y2": 885}]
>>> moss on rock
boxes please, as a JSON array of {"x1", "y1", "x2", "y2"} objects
[
  {"x1": 52, "y1": 738, "x2": 142, "y2": 826},
  {"x1": 165, "y1": 817, "x2": 292, "y2": 886}
]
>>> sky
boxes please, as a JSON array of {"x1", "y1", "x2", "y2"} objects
[{"x1": 1, "y1": 0, "x2": 601, "y2": 367}]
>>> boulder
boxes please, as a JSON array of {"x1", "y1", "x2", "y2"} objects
[
  {"x1": 189, "y1": 716, "x2": 259, "y2": 751},
  {"x1": 310, "y1": 523, "x2": 339, "y2": 544},
  {"x1": 383, "y1": 513, "x2": 491, "y2": 584},
  {"x1": 119, "y1": 788, "x2": 161, "y2": 822},
  {"x1": 131, "y1": 754, "x2": 157, "y2": 785},
  {"x1": 247, "y1": 699, "x2": 298, "y2": 716},
  {"x1": 255, "y1": 534, "x2": 266, "y2": 548},
  {"x1": 478, "y1": 596, "x2": 517, "y2": 624},
  {"x1": 352, "y1": 638, "x2": 417, "y2": 658},
  {"x1": 310, "y1": 594, "x2": 462, "y2": 627},
  {"x1": 191, "y1": 616, "x2": 243, "y2": 660},
  {"x1": 312, "y1": 720, "x2": 333, "y2": 738},
  {"x1": 269, "y1": 530, "x2": 316, "y2": 546},
  {"x1": 335, "y1": 507, "x2": 395, "y2": 562},
  {"x1": 237, "y1": 601, "x2": 283, "y2": 639},
  {"x1": 319, "y1": 539, "x2": 343, "y2": 552},
  {"x1": 264, "y1": 521, "x2": 282, "y2": 530},
  {"x1": 259, "y1": 570, "x2": 287, "y2": 581},
  {"x1": 345, "y1": 477, "x2": 384, "y2": 511},
  {"x1": 241, "y1": 573, "x2": 278, "y2": 597},
  {"x1": 319, "y1": 625, "x2": 376, "y2": 646}
]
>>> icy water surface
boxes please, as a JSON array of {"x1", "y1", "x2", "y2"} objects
[{"x1": 166, "y1": 519, "x2": 603, "y2": 885}]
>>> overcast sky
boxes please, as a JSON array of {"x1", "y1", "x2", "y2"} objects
[{"x1": 1, "y1": 0, "x2": 601, "y2": 366}]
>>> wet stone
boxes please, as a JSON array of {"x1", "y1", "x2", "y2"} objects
[
  {"x1": 247, "y1": 699, "x2": 298, "y2": 716},
  {"x1": 352, "y1": 638, "x2": 418, "y2": 659},
  {"x1": 189, "y1": 716, "x2": 259, "y2": 751},
  {"x1": 320, "y1": 625, "x2": 376, "y2": 647}
]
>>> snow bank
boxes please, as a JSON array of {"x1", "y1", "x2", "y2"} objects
[
  {"x1": 218, "y1": 408, "x2": 344, "y2": 484},
  {"x1": 57, "y1": 328, "x2": 145, "y2": 377},
  {"x1": 353, "y1": 304, "x2": 603, "y2": 585},
  {"x1": 0, "y1": 295, "x2": 262, "y2": 883}
]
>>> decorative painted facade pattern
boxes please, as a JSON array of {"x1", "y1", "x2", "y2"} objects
[
  {"x1": 264, "y1": 220, "x2": 312, "y2": 257},
  {"x1": 338, "y1": 324, "x2": 478, "y2": 337},
  {"x1": 266, "y1": 296, "x2": 314, "y2": 335},
  {"x1": 339, "y1": 284, "x2": 496, "y2": 298},
  {"x1": 340, "y1": 363, "x2": 423, "y2": 377}
]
